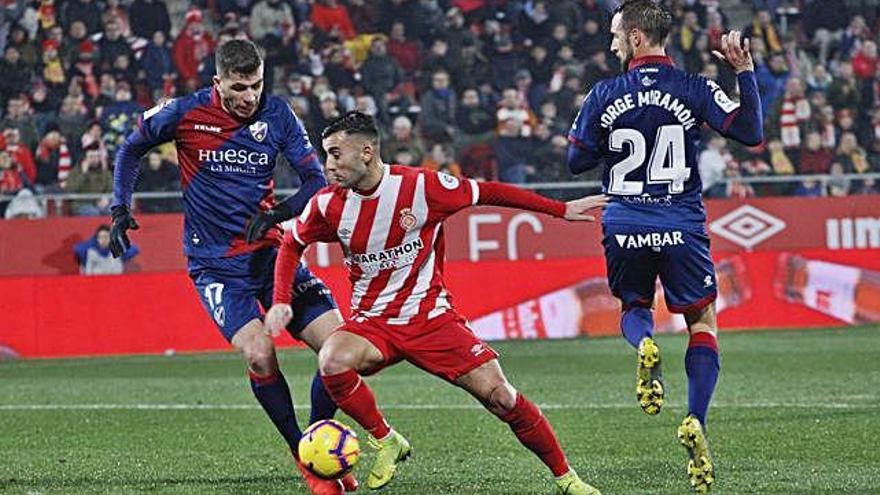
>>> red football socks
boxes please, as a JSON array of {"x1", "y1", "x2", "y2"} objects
[
  {"x1": 321, "y1": 369, "x2": 391, "y2": 439},
  {"x1": 500, "y1": 393, "x2": 570, "y2": 477}
]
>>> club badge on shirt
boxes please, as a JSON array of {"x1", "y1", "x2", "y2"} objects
[
  {"x1": 399, "y1": 208, "x2": 417, "y2": 231},
  {"x1": 249, "y1": 121, "x2": 268, "y2": 142}
]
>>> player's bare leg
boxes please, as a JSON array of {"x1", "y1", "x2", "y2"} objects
[
  {"x1": 297, "y1": 310, "x2": 359, "y2": 492},
  {"x1": 232, "y1": 319, "x2": 345, "y2": 495},
  {"x1": 455, "y1": 360, "x2": 601, "y2": 495},
  {"x1": 677, "y1": 303, "x2": 719, "y2": 493},
  {"x1": 318, "y1": 331, "x2": 411, "y2": 490}
]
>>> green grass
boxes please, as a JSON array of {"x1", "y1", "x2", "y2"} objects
[{"x1": 1, "y1": 327, "x2": 879, "y2": 494}]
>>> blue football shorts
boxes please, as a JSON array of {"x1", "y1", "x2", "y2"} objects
[
  {"x1": 188, "y1": 247, "x2": 337, "y2": 341},
  {"x1": 602, "y1": 223, "x2": 717, "y2": 314}
]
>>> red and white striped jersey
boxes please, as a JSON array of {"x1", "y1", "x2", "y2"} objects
[{"x1": 291, "y1": 165, "x2": 480, "y2": 325}]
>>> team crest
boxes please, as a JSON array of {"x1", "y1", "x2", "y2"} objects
[
  {"x1": 399, "y1": 208, "x2": 417, "y2": 231},
  {"x1": 249, "y1": 121, "x2": 268, "y2": 142},
  {"x1": 641, "y1": 75, "x2": 656, "y2": 87},
  {"x1": 438, "y1": 172, "x2": 460, "y2": 190}
]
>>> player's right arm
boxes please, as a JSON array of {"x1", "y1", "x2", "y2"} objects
[
  {"x1": 566, "y1": 83, "x2": 606, "y2": 174},
  {"x1": 109, "y1": 98, "x2": 181, "y2": 257},
  {"x1": 267, "y1": 193, "x2": 338, "y2": 336}
]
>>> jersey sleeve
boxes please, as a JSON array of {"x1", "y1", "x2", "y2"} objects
[
  {"x1": 275, "y1": 102, "x2": 327, "y2": 218},
  {"x1": 291, "y1": 193, "x2": 338, "y2": 246},
  {"x1": 274, "y1": 194, "x2": 336, "y2": 305},
  {"x1": 567, "y1": 84, "x2": 605, "y2": 174},
  {"x1": 696, "y1": 73, "x2": 763, "y2": 146},
  {"x1": 112, "y1": 98, "x2": 182, "y2": 208},
  {"x1": 424, "y1": 170, "x2": 480, "y2": 218}
]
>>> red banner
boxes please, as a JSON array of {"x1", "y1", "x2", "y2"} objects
[{"x1": 1, "y1": 196, "x2": 878, "y2": 358}]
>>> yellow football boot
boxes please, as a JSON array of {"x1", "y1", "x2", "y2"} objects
[
  {"x1": 636, "y1": 336, "x2": 665, "y2": 415},
  {"x1": 677, "y1": 415, "x2": 715, "y2": 493},
  {"x1": 555, "y1": 470, "x2": 602, "y2": 495},
  {"x1": 366, "y1": 430, "x2": 412, "y2": 490}
]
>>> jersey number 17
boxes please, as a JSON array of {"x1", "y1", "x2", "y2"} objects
[{"x1": 608, "y1": 124, "x2": 691, "y2": 195}]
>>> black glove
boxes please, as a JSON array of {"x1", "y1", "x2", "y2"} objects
[
  {"x1": 244, "y1": 203, "x2": 292, "y2": 244},
  {"x1": 109, "y1": 204, "x2": 139, "y2": 258}
]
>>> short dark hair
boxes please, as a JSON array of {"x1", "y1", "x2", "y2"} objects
[
  {"x1": 614, "y1": 0, "x2": 673, "y2": 46},
  {"x1": 321, "y1": 111, "x2": 379, "y2": 142},
  {"x1": 215, "y1": 39, "x2": 262, "y2": 77}
]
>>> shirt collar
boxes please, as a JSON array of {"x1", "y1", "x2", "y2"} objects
[{"x1": 628, "y1": 55, "x2": 675, "y2": 71}]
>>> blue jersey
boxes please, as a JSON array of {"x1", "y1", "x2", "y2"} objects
[
  {"x1": 112, "y1": 87, "x2": 326, "y2": 258},
  {"x1": 568, "y1": 56, "x2": 763, "y2": 230}
]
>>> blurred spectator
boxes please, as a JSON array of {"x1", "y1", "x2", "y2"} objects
[
  {"x1": 383, "y1": 115, "x2": 425, "y2": 165},
  {"x1": 455, "y1": 87, "x2": 496, "y2": 148},
  {"x1": 826, "y1": 162, "x2": 850, "y2": 196},
  {"x1": 0, "y1": 47, "x2": 33, "y2": 108},
  {"x1": 2, "y1": 97, "x2": 40, "y2": 156},
  {"x1": 744, "y1": 9, "x2": 782, "y2": 54},
  {"x1": 137, "y1": 151, "x2": 180, "y2": 213},
  {"x1": 141, "y1": 31, "x2": 175, "y2": 96},
  {"x1": 74, "y1": 224, "x2": 138, "y2": 275},
  {"x1": 798, "y1": 131, "x2": 833, "y2": 174},
  {"x1": 828, "y1": 61, "x2": 861, "y2": 114},
  {"x1": 0, "y1": 150, "x2": 28, "y2": 215},
  {"x1": 174, "y1": 10, "x2": 215, "y2": 91},
  {"x1": 794, "y1": 178, "x2": 824, "y2": 197},
  {"x1": 129, "y1": 0, "x2": 171, "y2": 39},
  {"x1": 360, "y1": 37, "x2": 403, "y2": 104},
  {"x1": 308, "y1": 90, "x2": 341, "y2": 143},
  {"x1": 421, "y1": 143, "x2": 461, "y2": 177},
  {"x1": 250, "y1": 0, "x2": 295, "y2": 43},
  {"x1": 756, "y1": 53, "x2": 789, "y2": 116},
  {"x1": 348, "y1": 0, "x2": 382, "y2": 34},
  {"x1": 66, "y1": 143, "x2": 111, "y2": 215},
  {"x1": 496, "y1": 87, "x2": 536, "y2": 138},
  {"x1": 419, "y1": 69, "x2": 457, "y2": 143},
  {"x1": 4, "y1": 189, "x2": 44, "y2": 219},
  {"x1": 386, "y1": 22, "x2": 420, "y2": 75},
  {"x1": 34, "y1": 123, "x2": 70, "y2": 189},
  {"x1": 99, "y1": 82, "x2": 142, "y2": 157},
  {"x1": 774, "y1": 78, "x2": 810, "y2": 149},
  {"x1": 311, "y1": 0, "x2": 356, "y2": 40},
  {"x1": 699, "y1": 136, "x2": 731, "y2": 198},
  {"x1": 528, "y1": 133, "x2": 572, "y2": 183},
  {"x1": 61, "y1": 0, "x2": 101, "y2": 35},
  {"x1": 101, "y1": 0, "x2": 130, "y2": 37},
  {"x1": 96, "y1": 18, "x2": 133, "y2": 74},
  {"x1": 836, "y1": 132, "x2": 870, "y2": 174},
  {"x1": 494, "y1": 117, "x2": 533, "y2": 184},
  {"x1": 2, "y1": 128, "x2": 36, "y2": 184}
]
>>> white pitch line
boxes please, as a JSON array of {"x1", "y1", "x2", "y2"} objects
[{"x1": 0, "y1": 402, "x2": 876, "y2": 411}]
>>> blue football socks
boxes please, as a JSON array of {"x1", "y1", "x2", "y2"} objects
[
  {"x1": 621, "y1": 307, "x2": 654, "y2": 349},
  {"x1": 685, "y1": 332, "x2": 720, "y2": 425}
]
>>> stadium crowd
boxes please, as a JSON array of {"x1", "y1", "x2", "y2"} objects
[{"x1": 0, "y1": 0, "x2": 878, "y2": 218}]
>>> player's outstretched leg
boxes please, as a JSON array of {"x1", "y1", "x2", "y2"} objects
[
  {"x1": 319, "y1": 331, "x2": 411, "y2": 490},
  {"x1": 234, "y1": 323, "x2": 345, "y2": 495},
  {"x1": 623, "y1": 308, "x2": 664, "y2": 415},
  {"x1": 456, "y1": 360, "x2": 601, "y2": 495}
]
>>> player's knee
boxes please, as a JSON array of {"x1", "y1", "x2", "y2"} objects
[
  {"x1": 486, "y1": 381, "x2": 518, "y2": 416},
  {"x1": 318, "y1": 342, "x2": 356, "y2": 376},
  {"x1": 243, "y1": 340, "x2": 277, "y2": 375}
]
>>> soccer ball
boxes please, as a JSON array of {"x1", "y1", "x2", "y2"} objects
[{"x1": 298, "y1": 419, "x2": 360, "y2": 479}]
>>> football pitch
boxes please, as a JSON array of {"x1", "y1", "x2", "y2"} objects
[{"x1": 1, "y1": 327, "x2": 878, "y2": 494}]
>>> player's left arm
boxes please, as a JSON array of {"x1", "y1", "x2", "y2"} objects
[
  {"x1": 566, "y1": 84, "x2": 606, "y2": 174},
  {"x1": 245, "y1": 104, "x2": 328, "y2": 243},
  {"x1": 704, "y1": 31, "x2": 764, "y2": 146},
  {"x1": 267, "y1": 195, "x2": 337, "y2": 335},
  {"x1": 426, "y1": 171, "x2": 607, "y2": 221}
]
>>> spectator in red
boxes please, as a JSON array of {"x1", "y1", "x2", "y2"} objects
[
  {"x1": 173, "y1": 9, "x2": 215, "y2": 91},
  {"x1": 852, "y1": 40, "x2": 878, "y2": 81},
  {"x1": 386, "y1": 22, "x2": 420, "y2": 75},
  {"x1": 311, "y1": 0, "x2": 356, "y2": 40},
  {"x1": 34, "y1": 123, "x2": 71, "y2": 190},
  {"x1": 2, "y1": 129, "x2": 36, "y2": 184},
  {"x1": 0, "y1": 150, "x2": 28, "y2": 216},
  {"x1": 799, "y1": 132, "x2": 834, "y2": 175}
]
